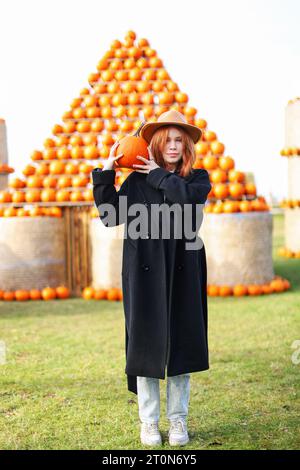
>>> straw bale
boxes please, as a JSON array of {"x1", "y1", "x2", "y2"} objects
[
  {"x1": 285, "y1": 208, "x2": 300, "y2": 252},
  {"x1": 89, "y1": 220, "x2": 124, "y2": 289},
  {"x1": 0, "y1": 217, "x2": 66, "y2": 290},
  {"x1": 199, "y1": 212, "x2": 274, "y2": 285}
]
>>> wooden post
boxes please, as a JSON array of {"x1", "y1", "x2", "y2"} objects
[{"x1": 63, "y1": 205, "x2": 92, "y2": 297}]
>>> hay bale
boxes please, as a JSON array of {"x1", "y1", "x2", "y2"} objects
[
  {"x1": 288, "y1": 158, "x2": 300, "y2": 200},
  {"x1": 0, "y1": 175, "x2": 8, "y2": 191},
  {"x1": 0, "y1": 119, "x2": 8, "y2": 165},
  {"x1": 285, "y1": 208, "x2": 300, "y2": 252},
  {"x1": 0, "y1": 119, "x2": 9, "y2": 191},
  {"x1": 89, "y1": 220, "x2": 124, "y2": 289},
  {"x1": 0, "y1": 217, "x2": 66, "y2": 290},
  {"x1": 285, "y1": 100, "x2": 300, "y2": 147},
  {"x1": 199, "y1": 212, "x2": 274, "y2": 286}
]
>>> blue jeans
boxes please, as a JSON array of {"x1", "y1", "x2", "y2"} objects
[{"x1": 137, "y1": 373, "x2": 190, "y2": 424}]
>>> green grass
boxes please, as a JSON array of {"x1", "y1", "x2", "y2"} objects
[{"x1": 0, "y1": 214, "x2": 299, "y2": 450}]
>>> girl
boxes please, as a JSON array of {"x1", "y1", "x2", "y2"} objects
[{"x1": 92, "y1": 110, "x2": 211, "y2": 447}]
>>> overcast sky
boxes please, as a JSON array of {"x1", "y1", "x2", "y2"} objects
[{"x1": 1, "y1": 0, "x2": 300, "y2": 201}]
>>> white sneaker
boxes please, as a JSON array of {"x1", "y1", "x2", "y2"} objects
[
  {"x1": 140, "y1": 422, "x2": 162, "y2": 446},
  {"x1": 168, "y1": 418, "x2": 189, "y2": 446}
]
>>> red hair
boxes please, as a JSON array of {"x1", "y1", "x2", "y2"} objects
[{"x1": 149, "y1": 125, "x2": 196, "y2": 178}]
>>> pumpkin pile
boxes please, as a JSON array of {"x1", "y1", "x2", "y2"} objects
[
  {"x1": 277, "y1": 247, "x2": 300, "y2": 259},
  {"x1": 0, "y1": 30, "x2": 289, "y2": 298},
  {"x1": 0, "y1": 163, "x2": 14, "y2": 174},
  {"x1": 0, "y1": 285, "x2": 70, "y2": 301},
  {"x1": 207, "y1": 275, "x2": 290, "y2": 297},
  {"x1": 0, "y1": 206, "x2": 63, "y2": 217},
  {"x1": 277, "y1": 96, "x2": 300, "y2": 258},
  {"x1": 0, "y1": 29, "x2": 266, "y2": 213},
  {"x1": 82, "y1": 286, "x2": 123, "y2": 301}
]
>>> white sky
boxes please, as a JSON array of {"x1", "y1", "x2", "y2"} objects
[{"x1": 1, "y1": 0, "x2": 300, "y2": 201}]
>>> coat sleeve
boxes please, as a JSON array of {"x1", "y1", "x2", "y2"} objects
[
  {"x1": 145, "y1": 168, "x2": 212, "y2": 204},
  {"x1": 92, "y1": 168, "x2": 129, "y2": 227}
]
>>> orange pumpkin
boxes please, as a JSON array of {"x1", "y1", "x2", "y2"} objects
[
  {"x1": 56, "y1": 189, "x2": 70, "y2": 202},
  {"x1": 30, "y1": 289, "x2": 42, "y2": 300},
  {"x1": 107, "y1": 288, "x2": 120, "y2": 301},
  {"x1": 239, "y1": 200, "x2": 252, "y2": 212},
  {"x1": 115, "y1": 122, "x2": 149, "y2": 169},
  {"x1": 50, "y1": 207, "x2": 62, "y2": 217},
  {"x1": 82, "y1": 286, "x2": 94, "y2": 300},
  {"x1": 57, "y1": 176, "x2": 72, "y2": 189},
  {"x1": 248, "y1": 284, "x2": 263, "y2": 296},
  {"x1": 27, "y1": 175, "x2": 44, "y2": 188},
  {"x1": 94, "y1": 289, "x2": 108, "y2": 300},
  {"x1": 43, "y1": 176, "x2": 57, "y2": 188},
  {"x1": 31, "y1": 150, "x2": 43, "y2": 161},
  {"x1": 203, "y1": 155, "x2": 218, "y2": 170},
  {"x1": 56, "y1": 286, "x2": 70, "y2": 299},
  {"x1": 213, "y1": 183, "x2": 229, "y2": 200},
  {"x1": 229, "y1": 183, "x2": 245, "y2": 199},
  {"x1": 16, "y1": 208, "x2": 28, "y2": 217},
  {"x1": 210, "y1": 169, "x2": 227, "y2": 184},
  {"x1": 219, "y1": 156, "x2": 235, "y2": 171},
  {"x1": 15, "y1": 290, "x2": 30, "y2": 301},
  {"x1": 207, "y1": 285, "x2": 220, "y2": 296},
  {"x1": 3, "y1": 291, "x2": 15, "y2": 301},
  {"x1": 23, "y1": 164, "x2": 36, "y2": 176},
  {"x1": 219, "y1": 286, "x2": 233, "y2": 296},
  {"x1": 83, "y1": 189, "x2": 93, "y2": 201},
  {"x1": 41, "y1": 189, "x2": 56, "y2": 202},
  {"x1": 270, "y1": 278, "x2": 285, "y2": 293},
  {"x1": 4, "y1": 207, "x2": 17, "y2": 217},
  {"x1": 29, "y1": 207, "x2": 44, "y2": 217},
  {"x1": 70, "y1": 190, "x2": 84, "y2": 202},
  {"x1": 226, "y1": 201, "x2": 241, "y2": 212},
  {"x1": 36, "y1": 163, "x2": 50, "y2": 176},
  {"x1": 233, "y1": 285, "x2": 248, "y2": 296},
  {"x1": 9, "y1": 178, "x2": 26, "y2": 189},
  {"x1": 261, "y1": 284, "x2": 273, "y2": 295},
  {"x1": 25, "y1": 189, "x2": 41, "y2": 203},
  {"x1": 42, "y1": 287, "x2": 57, "y2": 300},
  {"x1": 12, "y1": 191, "x2": 26, "y2": 203},
  {"x1": 212, "y1": 203, "x2": 223, "y2": 214}
]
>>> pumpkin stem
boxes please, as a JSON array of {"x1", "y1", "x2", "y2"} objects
[{"x1": 134, "y1": 121, "x2": 146, "y2": 137}]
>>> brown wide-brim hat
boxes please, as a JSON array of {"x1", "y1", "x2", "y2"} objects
[{"x1": 140, "y1": 109, "x2": 202, "y2": 144}]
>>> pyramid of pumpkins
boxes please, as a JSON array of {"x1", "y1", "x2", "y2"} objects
[
  {"x1": 0, "y1": 30, "x2": 290, "y2": 295},
  {"x1": 0, "y1": 29, "x2": 267, "y2": 214},
  {"x1": 278, "y1": 96, "x2": 300, "y2": 258}
]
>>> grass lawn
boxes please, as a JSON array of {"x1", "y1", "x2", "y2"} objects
[{"x1": 0, "y1": 213, "x2": 299, "y2": 450}]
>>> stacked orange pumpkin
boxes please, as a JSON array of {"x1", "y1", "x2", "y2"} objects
[
  {"x1": 207, "y1": 276, "x2": 290, "y2": 297},
  {"x1": 0, "y1": 285, "x2": 70, "y2": 301},
  {"x1": 82, "y1": 286, "x2": 123, "y2": 301},
  {"x1": 1, "y1": 30, "x2": 264, "y2": 211}
]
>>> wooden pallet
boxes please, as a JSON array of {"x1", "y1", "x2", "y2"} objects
[{"x1": 64, "y1": 206, "x2": 92, "y2": 296}]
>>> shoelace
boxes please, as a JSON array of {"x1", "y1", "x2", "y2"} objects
[
  {"x1": 170, "y1": 420, "x2": 186, "y2": 434},
  {"x1": 144, "y1": 423, "x2": 160, "y2": 435}
]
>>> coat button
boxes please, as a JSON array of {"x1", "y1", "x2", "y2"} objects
[
  {"x1": 141, "y1": 264, "x2": 150, "y2": 271},
  {"x1": 177, "y1": 264, "x2": 184, "y2": 270}
]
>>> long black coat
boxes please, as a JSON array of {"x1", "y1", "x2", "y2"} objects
[{"x1": 92, "y1": 166, "x2": 212, "y2": 395}]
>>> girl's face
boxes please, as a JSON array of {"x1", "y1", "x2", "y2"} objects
[{"x1": 162, "y1": 127, "x2": 183, "y2": 170}]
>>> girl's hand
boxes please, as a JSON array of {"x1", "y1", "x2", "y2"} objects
[
  {"x1": 102, "y1": 141, "x2": 124, "y2": 171},
  {"x1": 133, "y1": 146, "x2": 160, "y2": 174}
]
